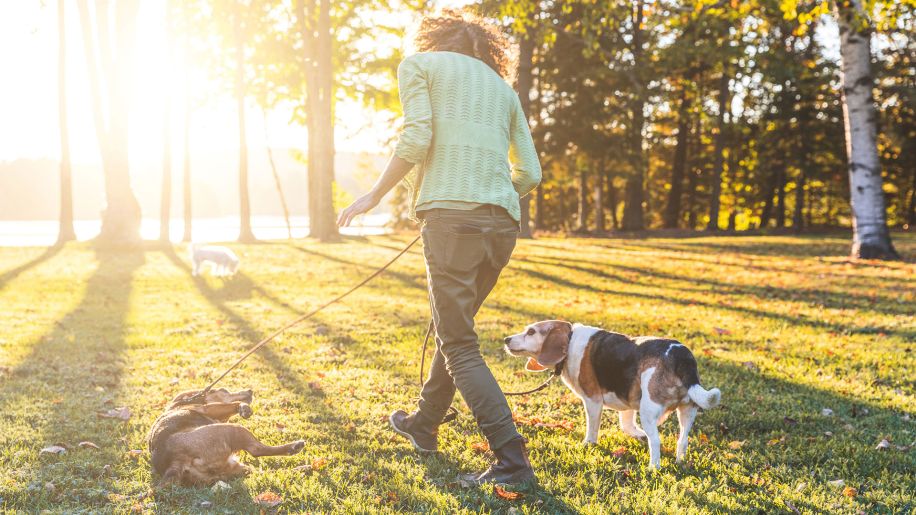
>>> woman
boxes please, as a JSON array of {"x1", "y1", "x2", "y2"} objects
[{"x1": 338, "y1": 9, "x2": 541, "y2": 485}]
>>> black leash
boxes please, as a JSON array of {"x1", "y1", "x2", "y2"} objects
[
  {"x1": 418, "y1": 321, "x2": 563, "y2": 402},
  {"x1": 179, "y1": 234, "x2": 422, "y2": 406}
]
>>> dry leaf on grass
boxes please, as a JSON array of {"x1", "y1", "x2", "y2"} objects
[
  {"x1": 875, "y1": 438, "x2": 891, "y2": 450},
  {"x1": 611, "y1": 447, "x2": 628, "y2": 458},
  {"x1": 40, "y1": 445, "x2": 67, "y2": 455},
  {"x1": 470, "y1": 441, "x2": 490, "y2": 454},
  {"x1": 493, "y1": 485, "x2": 524, "y2": 501},
  {"x1": 842, "y1": 486, "x2": 857, "y2": 498},
  {"x1": 78, "y1": 441, "x2": 100, "y2": 450},
  {"x1": 126, "y1": 449, "x2": 144, "y2": 460},
  {"x1": 827, "y1": 479, "x2": 844, "y2": 487},
  {"x1": 98, "y1": 407, "x2": 131, "y2": 421},
  {"x1": 767, "y1": 436, "x2": 786, "y2": 446},
  {"x1": 728, "y1": 440, "x2": 746, "y2": 449},
  {"x1": 713, "y1": 327, "x2": 732, "y2": 336},
  {"x1": 741, "y1": 361, "x2": 758, "y2": 371},
  {"x1": 296, "y1": 457, "x2": 329, "y2": 473},
  {"x1": 254, "y1": 491, "x2": 283, "y2": 508},
  {"x1": 821, "y1": 408, "x2": 834, "y2": 417}
]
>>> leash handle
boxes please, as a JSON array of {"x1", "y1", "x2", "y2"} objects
[{"x1": 195, "y1": 234, "x2": 422, "y2": 398}]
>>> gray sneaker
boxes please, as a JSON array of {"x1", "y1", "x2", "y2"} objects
[{"x1": 389, "y1": 410, "x2": 438, "y2": 453}]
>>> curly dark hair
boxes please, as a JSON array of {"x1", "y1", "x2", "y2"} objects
[{"x1": 413, "y1": 9, "x2": 516, "y2": 82}]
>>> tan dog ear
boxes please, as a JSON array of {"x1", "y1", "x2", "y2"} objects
[
  {"x1": 536, "y1": 322, "x2": 571, "y2": 366},
  {"x1": 525, "y1": 358, "x2": 550, "y2": 372}
]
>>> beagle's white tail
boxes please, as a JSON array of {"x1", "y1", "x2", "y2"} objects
[{"x1": 688, "y1": 384, "x2": 721, "y2": 409}]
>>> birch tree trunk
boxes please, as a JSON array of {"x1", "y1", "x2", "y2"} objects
[
  {"x1": 835, "y1": 0, "x2": 898, "y2": 259},
  {"x1": 57, "y1": 0, "x2": 76, "y2": 244}
]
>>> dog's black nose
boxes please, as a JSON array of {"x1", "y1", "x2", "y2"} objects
[{"x1": 504, "y1": 337, "x2": 511, "y2": 344}]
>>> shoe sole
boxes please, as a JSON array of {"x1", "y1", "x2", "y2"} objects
[{"x1": 388, "y1": 413, "x2": 437, "y2": 454}]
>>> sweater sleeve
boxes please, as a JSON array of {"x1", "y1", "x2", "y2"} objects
[
  {"x1": 508, "y1": 94, "x2": 542, "y2": 197},
  {"x1": 393, "y1": 56, "x2": 433, "y2": 166}
]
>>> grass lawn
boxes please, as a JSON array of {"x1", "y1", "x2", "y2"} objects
[{"x1": 0, "y1": 233, "x2": 913, "y2": 513}]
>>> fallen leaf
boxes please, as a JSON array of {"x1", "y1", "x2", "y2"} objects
[
  {"x1": 126, "y1": 449, "x2": 143, "y2": 460},
  {"x1": 783, "y1": 416, "x2": 798, "y2": 426},
  {"x1": 821, "y1": 408, "x2": 834, "y2": 417},
  {"x1": 795, "y1": 482, "x2": 807, "y2": 492},
  {"x1": 742, "y1": 361, "x2": 758, "y2": 371},
  {"x1": 494, "y1": 485, "x2": 524, "y2": 501},
  {"x1": 169, "y1": 378, "x2": 179, "y2": 386},
  {"x1": 728, "y1": 440, "x2": 746, "y2": 450},
  {"x1": 40, "y1": 445, "x2": 67, "y2": 455},
  {"x1": 470, "y1": 441, "x2": 490, "y2": 454},
  {"x1": 253, "y1": 491, "x2": 282, "y2": 508},
  {"x1": 827, "y1": 479, "x2": 844, "y2": 487},
  {"x1": 308, "y1": 381, "x2": 323, "y2": 391},
  {"x1": 767, "y1": 436, "x2": 785, "y2": 446},
  {"x1": 698, "y1": 433, "x2": 710, "y2": 445},
  {"x1": 611, "y1": 447, "x2": 628, "y2": 458},
  {"x1": 98, "y1": 407, "x2": 131, "y2": 421},
  {"x1": 385, "y1": 491, "x2": 399, "y2": 504},
  {"x1": 200, "y1": 501, "x2": 213, "y2": 509},
  {"x1": 713, "y1": 327, "x2": 731, "y2": 335},
  {"x1": 875, "y1": 439, "x2": 891, "y2": 450},
  {"x1": 842, "y1": 486, "x2": 857, "y2": 498},
  {"x1": 310, "y1": 457, "x2": 329, "y2": 471},
  {"x1": 78, "y1": 441, "x2": 100, "y2": 450}
]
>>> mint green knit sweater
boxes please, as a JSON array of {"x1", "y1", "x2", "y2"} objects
[{"x1": 393, "y1": 51, "x2": 542, "y2": 221}]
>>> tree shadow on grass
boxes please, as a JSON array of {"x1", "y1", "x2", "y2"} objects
[
  {"x1": 518, "y1": 253, "x2": 914, "y2": 318},
  {"x1": 0, "y1": 244, "x2": 62, "y2": 292},
  {"x1": 0, "y1": 246, "x2": 144, "y2": 509},
  {"x1": 507, "y1": 260, "x2": 915, "y2": 340}
]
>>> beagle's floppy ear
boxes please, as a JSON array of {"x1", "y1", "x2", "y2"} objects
[{"x1": 535, "y1": 321, "x2": 572, "y2": 367}]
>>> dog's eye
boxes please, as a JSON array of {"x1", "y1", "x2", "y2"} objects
[{"x1": 526, "y1": 328, "x2": 535, "y2": 336}]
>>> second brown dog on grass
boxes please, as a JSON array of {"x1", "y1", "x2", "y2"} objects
[{"x1": 148, "y1": 388, "x2": 304, "y2": 486}]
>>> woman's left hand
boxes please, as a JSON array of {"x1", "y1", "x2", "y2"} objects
[{"x1": 337, "y1": 192, "x2": 380, "y2": 227}]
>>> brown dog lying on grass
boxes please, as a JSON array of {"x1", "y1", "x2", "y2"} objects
[{"x1": 149, "y1": 388, "x2": 304, "y2": 486}]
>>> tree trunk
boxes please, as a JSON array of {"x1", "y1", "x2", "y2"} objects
[
  {"x1": 263, "y1": 109, "x2": 293, "y2": 239},
  {"x1": 304, "y1": 0, "x2": 338, "y2": 242},
  {"x1": 78, "y1": 0, "x2": 142, "y2": 243},
  {"x1": 776, "y1": 166, "x2": 787, "y2": 228},
  {"x1": 576, "y1": 166, "x2": 588, "y2": 232},
  {"x1": 233, "y1": 1, "x2": 256, "y2": 243},
  {"x1": 836, "y1": 0, "x2": 897, "y2": 259},
  {"x1": 181, "y1": 28, "x2": 192, "y2": 243},
  {"x1": 516, "y1": 21, "x2": 535, "y2": 239},
  {"x1": 621, "y1": 0, "x2": 646, "y2": 231},
  {"x1": 606, "y1": 174, "x2": 619, "y2": 230},
  {"x1": 907, "y1": 167, "x2": 916, "y2": 227},
  {"x1": 534, "y1": 181, "x2": 545, "y2": 231},
  {"x1": 159, "y1": 3, "x2": 173, "y2": 243},
  {"x1": 664, "y1": 89, "x2": 689, "y2": 229},
  {"x1": 57, "y1": 0, "x2": 76, "y2": 244},
  {"x1": 707, "y1": 72, "x2": 730, "y2": 231},
  {"x1": 759, "y1": 166, "x2": 777, "y2": 229},
  {"x1": 593, "y1": 160, "x2": 605, "y2": 233}
]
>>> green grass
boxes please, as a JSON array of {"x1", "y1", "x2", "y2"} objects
[{"x1": 0, "y1": 233, "x2": 913, "y2": 513}]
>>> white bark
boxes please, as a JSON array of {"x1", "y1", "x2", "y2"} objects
[{"x1": 836, "y1": 0, "x2": 897, "y2": 259}]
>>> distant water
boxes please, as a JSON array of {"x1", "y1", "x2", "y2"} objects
[{"x1": 0, "y1": 214, "x2": 392, "y2": 246}]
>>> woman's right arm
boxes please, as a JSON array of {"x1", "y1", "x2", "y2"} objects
[{"x1": 338, "y1": 56, "x2": 432, "y2": 227}]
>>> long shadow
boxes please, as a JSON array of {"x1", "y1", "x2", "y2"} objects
[
  {"x1": 508, "y1": 260, "x2": 915, "y2": 340},
  {"x1": 0, "y1": 246, "x2": 144, "y2": 508},
  {"x1": 288, "y1": 244, "x2": 427, "y2": 292},
  {"x1": 520, "y1": 252, "x2": 914, "y2": 317},
  {"x1": 0, "y1": 245, "x2": 62, "y2": 292}
]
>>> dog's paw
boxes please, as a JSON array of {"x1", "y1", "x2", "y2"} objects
[
  {"x1": 289, "y1": 440, "x2": 305, "y2": 454},
  {"x1": 582, "y1": 440, "x2": 598, "y2": 447},
  {"x1": 238, "y1": 403, "x2": 253, "y2": 419}
]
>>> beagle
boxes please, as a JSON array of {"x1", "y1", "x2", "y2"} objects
[{"x1": 504, "y1": 321, "x2": 721, "y2": 469}]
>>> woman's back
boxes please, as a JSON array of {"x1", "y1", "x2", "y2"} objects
[{"x1": 394, "y1": 51, "x2": 541, "y2": 221}]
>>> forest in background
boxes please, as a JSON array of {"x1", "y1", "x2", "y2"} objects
[{"x1": 39, "y1": 0, "x2": 914, "y2": 258}]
